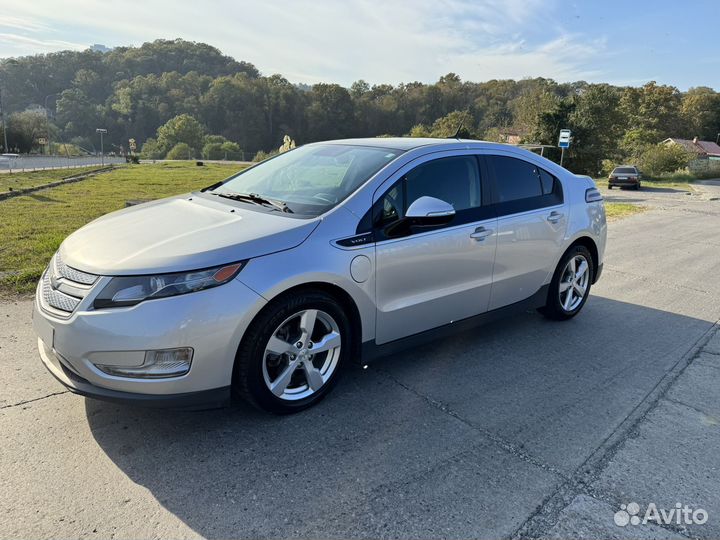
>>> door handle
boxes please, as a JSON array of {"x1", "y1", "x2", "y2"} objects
[
  {"x1": 470, "y1": 226, "x2": 494, "y2": 241},
  {"x1": 547, "y1": 211, "x2": 564, "y2": 223}
]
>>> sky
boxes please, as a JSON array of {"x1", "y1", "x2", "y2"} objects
[{"x1": 0, "y1": 0, "x2": 717, "y2": 90}]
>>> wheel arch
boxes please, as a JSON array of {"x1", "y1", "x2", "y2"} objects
[
  {"x1": 241, "y1": 281, "x2": 364, "y2": 363},
  {"x1": 566, "y1": 236, "x2": 599, "y2": 282}
]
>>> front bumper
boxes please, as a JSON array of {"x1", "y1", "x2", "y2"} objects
[
  {"x1": 33, "y1": 276, "x2": 266, "y2": 407},
  {"x1": 39, "y1": 339, "x2": 231, "y2": 409}
]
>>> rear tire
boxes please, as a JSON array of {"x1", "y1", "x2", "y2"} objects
[
  {"x1": 539, "y1": 245, "x2": 594, "y2": 321},
  {"x1": 233, "y1": 290, "x2": 352, "y2": 414}
]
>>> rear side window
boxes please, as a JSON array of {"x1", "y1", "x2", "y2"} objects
[
  {"x1": 490, "y1": 156, "x2": 542, "y2": 202},
  {"x1": 488, "y1": 155, "x2": 563, "y2": 214}
]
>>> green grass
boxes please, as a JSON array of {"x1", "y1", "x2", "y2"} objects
[
  {"x1": 0, "y1": 166, "x2": 116, "y2": 193},
  {"x1": 0, "y1": 161, "x2": 244, "y2": 294},
  {"x1": 605, "y1": 202, "x2": 646, "y2": 220}
]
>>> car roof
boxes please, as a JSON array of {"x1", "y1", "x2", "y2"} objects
[{"x1": 311, "y1": 137, "x2": 513, "y2": 152}]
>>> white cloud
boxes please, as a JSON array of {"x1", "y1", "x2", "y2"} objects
[{"x1": 0, "y1": 0, "x2": 606, "y2": 85}]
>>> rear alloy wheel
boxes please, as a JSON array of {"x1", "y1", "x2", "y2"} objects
[
  {"x1": 233, "y1": 291, "x2": 351, "y2": 413},
  {"x1": 539, "y1": 245, "x2": 593, "y2": 320}
]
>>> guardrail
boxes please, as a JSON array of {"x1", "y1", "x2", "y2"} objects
[{"x1": 0, "y1": 155, "x2": 126, "y2": 173}]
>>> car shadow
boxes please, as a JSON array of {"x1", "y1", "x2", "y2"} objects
[
  {"x1": 609, "y1": 186, "x2": 688, "y2": 194},
  {"x1": 85, "y1": 296, "x2": 716, "y2": 538}
]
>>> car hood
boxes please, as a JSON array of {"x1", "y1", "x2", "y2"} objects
[{"x1": 60, "y1": 194, "x2": 320, "y2": 275}]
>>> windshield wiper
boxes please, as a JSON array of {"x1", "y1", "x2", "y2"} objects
[{"x1": 213, "y1": 191, "x2": 293, "y2": 213}]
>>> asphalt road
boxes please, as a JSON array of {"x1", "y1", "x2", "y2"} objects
[{"x1": 1, "y1": 182, "x2": 720, "y2": 539}]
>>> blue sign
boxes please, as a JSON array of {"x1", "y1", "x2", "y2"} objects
[{"x1": 559, "y1": 140, "x2": 570, "y2": 148}]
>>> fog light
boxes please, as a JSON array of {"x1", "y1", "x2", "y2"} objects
[{"x1": 95, "y1": 347, "x2": 193, "y2": 379}]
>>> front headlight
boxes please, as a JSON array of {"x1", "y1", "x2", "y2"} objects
[{"x1": 93, "y1": 261, "x2": 246, "y2": 309}]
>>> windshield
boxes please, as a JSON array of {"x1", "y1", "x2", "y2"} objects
[
  {"x1": 213, "y1": 144, "x2": 402, "y2": 216},
  {"x1": 613, "y1": 167, "x2": 636, "y2": 174}
]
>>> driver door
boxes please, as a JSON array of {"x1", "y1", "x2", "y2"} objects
[{"x1": 373, "y1": 153, "x2": 498, "y2": 345}]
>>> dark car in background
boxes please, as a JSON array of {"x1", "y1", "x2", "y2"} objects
[{"x1": 608, "y1": 166, "x2": 642, "y2": 190}]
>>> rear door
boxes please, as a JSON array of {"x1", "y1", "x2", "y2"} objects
[
  {"x1": 485, "y1": 154, "x2": 568, "y2": 310},
  {"x1": 373, "y1": 152, "x2": 497, "y2": 344}
]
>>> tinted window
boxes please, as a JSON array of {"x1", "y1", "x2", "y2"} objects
[
  {"x1": 375, "y1": 156, "x2": 481, "y2": 230},
  {"x1": 612, "y1": 167, "x2": 637, "y2": 174},
  {"x1": 539, "y1": 168, "x2": 556, "y2": 195},
  {"x1": 490, "y1": 156, "x2": 542, "y2": 202},
  {"x1": 404, "y1": 156, "x2": 480, "y2": 212}
]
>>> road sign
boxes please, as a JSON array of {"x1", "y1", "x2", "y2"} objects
[
  {"x1": 128, "y1": 138, "x2": 137, "y2": 152},
  {"x1": 558, "y1": 129, "x2": 572, "y2": 167},
  {"x1": 37, "y1": 137, "x2": 47, "y2": 145},
  {"x1": 558, "y1": 129, "x2": 571, "y2": 148}
]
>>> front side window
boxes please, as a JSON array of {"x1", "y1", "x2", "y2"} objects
[
  {"x1": 377, "y1": 156, "x2": 481, "y2": 228},
  {"x1": 214, "y1": 144, "x2": 402, "y2": 216}
]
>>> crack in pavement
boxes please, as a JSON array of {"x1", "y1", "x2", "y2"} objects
[
  {"x1": 509, "y1": 321, "x2": 720, "y2": 539},
  {"x1": 0, "y1": 391, "x2": 68, "y2": 411},
  {"x1": 372, "y1": 365, "x2": 569, "y2": 481}
]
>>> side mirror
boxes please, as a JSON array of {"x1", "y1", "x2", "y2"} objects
[{"x1": 405, "y1": 196, "x2": 456, "y2": 221}]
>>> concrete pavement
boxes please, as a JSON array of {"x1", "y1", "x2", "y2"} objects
[{"x1": 1, "y1": 181, "x2": 720, "y2": 539}]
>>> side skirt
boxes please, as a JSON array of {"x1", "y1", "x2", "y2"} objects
[{"x1": 360, "y1": 284, "x2": 550, "y2": 364}]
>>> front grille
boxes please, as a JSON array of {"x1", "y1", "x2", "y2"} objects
[
  {"x1": 54, "y1": 252, "x2": 98, "y2": 285},
  {"x1": 41, "y1": 270, "x2": 81, "y2": 315},
  {"x1": 38, "y1": 253, "x2": 100, "y2": 318}
]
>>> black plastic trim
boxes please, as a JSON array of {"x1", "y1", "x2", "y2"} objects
[
  {"x1": 46, "y1": 361, "x2": 231, "y2": 410},
  {"x1": 335, "y1": 232, "x2": 375, "y2": 248},
  {"x1": 360, "y1": 284, "x2": 550, "y2": 363}
]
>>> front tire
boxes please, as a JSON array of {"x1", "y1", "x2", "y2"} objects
[
  {"x1": 233, "y1": 290, "x2": 352, "y2": 414},
  {"x1": 539, "y1": 245, "x2": 594, "y2": 321}
]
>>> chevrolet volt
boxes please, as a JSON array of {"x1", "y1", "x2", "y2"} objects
[{"x1": 33, "y1": 138, "x2": 606, "y2": 413}]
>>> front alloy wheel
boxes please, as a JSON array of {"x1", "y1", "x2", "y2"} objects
[
  {"x1": 233, "y1": 290, "x2": 351, "y2": 413},
  {"x1": 262, "y1": 309, "x2": 341, "y2": 401}
]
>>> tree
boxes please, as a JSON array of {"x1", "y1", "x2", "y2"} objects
[
  {"x1": 140, "y1": 137, "x2": 164, "y2": 159},
  {"x1": 6, "y1": 110, "x2": 52, "y2": 153},
  {"x1": 567, "y1": 84, "x2": 624, "y2": 173},
  {"x1": 155, "y1": 114, "x2": 206, "y2": 156},
  {"x1": 637, "y1": 144, "x2": 692, "y2": 176},
  {"x1": 681, "y1": 87, "x2": 720, "y2": 140},
  {"x1": 427, "y1": 110, "x2": 477, "y2": 138},
  {"x1": 201, "y1": 74, "x2": 266, "y2": 152},
  {"x1": 165, "y1": 142, "x2": 193, "y2": 159},
  {"x1": 203, "y1": 139, "x2": 243, "y2": 160},
  {"x1": 305, "y1": 84, "x2": 355, "y2": 141},
  {"x1": 620, "y1": 82, "x2": 683, "y2": 140}
]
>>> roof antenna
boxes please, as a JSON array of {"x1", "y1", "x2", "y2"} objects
[{"x1": 450, "y1": 110, "x2": 471, "y2": 140}]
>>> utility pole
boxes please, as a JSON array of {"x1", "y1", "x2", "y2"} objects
[
  {"x1": 44, "y1": 93, "x2": 61, "y2": 155},
  {"x1": 0, "y1": 85, "x2": 8, "y2": 153},
  {"x1": 96, "y1": 128, "x2": 107, "y2": 165}
]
